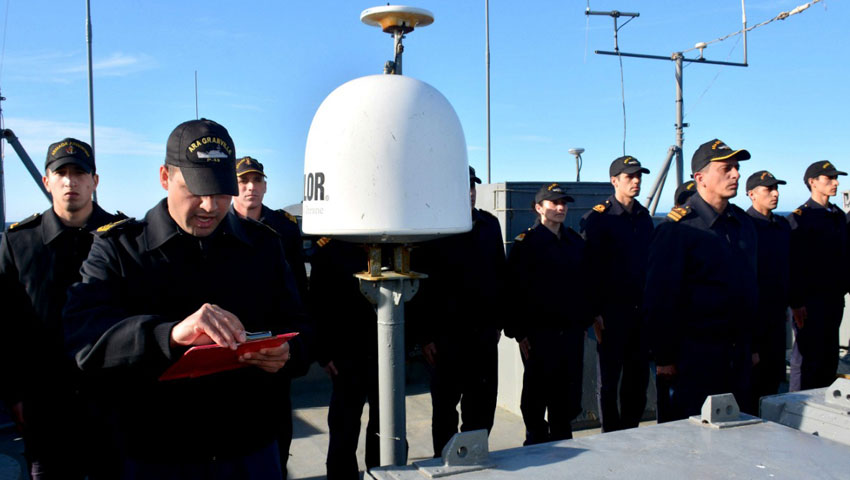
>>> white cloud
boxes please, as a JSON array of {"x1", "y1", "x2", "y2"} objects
[
  {"x1": 58, "y1": 52, "x2": 157, "y2": 77},
  {"x1": 2, "y1": 117, "x2": 161, "y2": 160},
  {"x1": 2, "y1": 50, "x2": 156, "y2": 82},
  {"x1": 467, "y1": 145, "x2": 484, "y2": 152}
]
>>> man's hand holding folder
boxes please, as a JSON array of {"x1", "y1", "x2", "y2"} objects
[
  {"x1": 162, "y1": 302, "x2": 297, "y2": 380},
  {"x1": 170, "y1": 303, "x2": 248, "y2": 350},
  {"x1": 239, "y1": 341, "x2": 291, "y2": 373}
]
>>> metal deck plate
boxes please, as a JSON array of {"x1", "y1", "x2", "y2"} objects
[
  {"x1": 370, "y1": 420, "x2": 850, "y2": 479},
  {"x1": 761, "y1": 384, "x2": 850, "y2": 446}
]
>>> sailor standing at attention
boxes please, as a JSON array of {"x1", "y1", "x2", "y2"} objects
[
  {"x1": 312, "y1": 237, "x2": 383, "y2": 479},
  {"x1": 580, "y1": 156, "x2": 654, "y2": 432},
  {"x1": 644, "y1": 139, "x2": 758, "y2": 420},
  {"x1": 744, "y1": 170, "x2": 791, "y2": 411},
  {"x1": 229, "y1": 155, "x2": 311, "y2": 477},
  {"x1": 230, "y1": 156, "x2": 308, "y2": 300},
  {"x1": 651, "y1": 179, "x2": 697, "y2": 423},
  {"x1": 787, "y1": 161, "x2": 849, "y2": 391},
  {"x1": 505, "y1": 183, "x2": 592, "y2": 444},
  {"x1": 0, "y1": 138, "x2": 124, "y2": 479},
  {"x1": 413, "y1": 166, "x2": 507, "y2": 456}
]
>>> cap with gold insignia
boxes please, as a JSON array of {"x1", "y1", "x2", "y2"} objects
[
  {"x1": 609, "y1": 155, "x2": 649, "y2": 177},
  {"x1": 746, "y1": 170, "x2": 786, "y2": 192},
  {"x1": 46, "y1": 138, "x2": 95, "y2": 174},
  {"x1": 803, "y1": 160, "x2": 846, "y2": 185},
  {"x1": 691, "y1": 139, "x2": 750, "y2": 174},
  {"x1": 673, "y1": 180, "x2": 697, "y2": 207},
  {"x1": 165, "y1": 118, "x2": 237, "y2": 196},
  {"x1": 236, "y1": 156, "x2": 266, "y2": 177},
  {"x1": 535, "y1": 183, "x2": 574, "y2": 204},
  {"x1": 673, "y1": 180, "x2": 696, "y2": 207}
]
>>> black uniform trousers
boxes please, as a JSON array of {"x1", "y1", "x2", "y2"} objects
[
  {"x1": 750, "y1": 309, "x2": 788, "y2": 413},
  {"x1": 654, "y1": 366, "x2": 679, "y2": 424},
  {"x1": 669, "y1": 338, "x2": 752, "y2": 419},
  {"x1": 429, "y1": 329, "x2": 498, "y2": 456},
  {"x1": 276, "y1": 381, "x2": 292, "y2": 479},
  {"x1": 793, "y1": 296, "x2": 844, "y2": 390},
  {"x1": 326, "y1": 359, "x2": 380, "y2": 479},
  {"x1": 595, "y1": 308, "x2": 649, "y2": 432},
  {"x1": 22, "y1": 390, "x2": 89, "y2": 480},
  {"x1": 520, "y1": 327, "x2": 584, "y2": 445}
]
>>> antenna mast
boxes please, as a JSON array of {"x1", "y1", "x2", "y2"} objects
[
  {"x1": 86, "y1": 0, "x2": 97, "y2": 203},
  {"x1": 587, "y1": 7, "x2": 748, "y2": 215}
]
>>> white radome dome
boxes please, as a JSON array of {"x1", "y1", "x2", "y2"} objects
[{"x1": 302, "y1": 74, "x2": 471, "y2": 243}]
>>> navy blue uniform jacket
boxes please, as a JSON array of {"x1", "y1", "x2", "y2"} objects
[
  {"x1": 0, "y1": 204, "x2": 122, "y2": 407},
  {"x1": 411, "y1": 208, "x2": 507, "y2": 345},
  {"x1": 504, "y1": 222, "x2": 592, "y2": 341},
  {"x1": 644, "y1": 194, "x2": 758, "y2": 366},
  {"x1": 787, "y1": 198, "x2": 850, "y2": 307},
  {"x1": 579, "y1": 195, "x2": 654, "y2": 318},
  {"x1": 746, "y1": 207, "x2": 791, "y2": 355}
]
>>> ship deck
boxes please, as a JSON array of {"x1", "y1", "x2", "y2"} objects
[{"x1": 4, "y1": 353, "x2": 849, "y2": 479}]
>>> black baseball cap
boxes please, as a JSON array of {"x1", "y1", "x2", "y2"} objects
[
  {"x1": 746, "y1": 170, "x2": 786, "y2": 192},
  {"x1": 804, "y1": 161, "x2": 846, "y2": 185},
  {"x1": 469, "y1": 166, "x2": 482, "y2": 184},
  {"x1": 165, "y1": 118, "x2": 237, "y2": 196},
  {"x1": 691, "y1": 139, "x2": 750, "y2": 174},
  {"x1": 609, "y1": 155, "x2": 650, "y2": 177},
  {"x1": 673, "y1": 180, "x2": 696, "y2": 207},
  {"x1": 45, "y1": 138, "x2": 95, "y2": 173},
  {"x1": 535, "y1": 183, "x2": 574, "y2": 203},
  {"x1": 236, "y1": 156, "x2": 266, "y2": 177}
]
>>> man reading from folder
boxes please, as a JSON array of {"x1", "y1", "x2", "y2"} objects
[{"x1": 64, "y1": 119, "x2": 307, "y2": 478}]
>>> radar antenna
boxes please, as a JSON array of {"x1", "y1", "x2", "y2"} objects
[{"x1": 361, "y1": 5, "x2": 434, "y2": 75}]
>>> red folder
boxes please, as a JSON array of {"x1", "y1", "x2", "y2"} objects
[{"x1": 159, "y1": 332, "x2": 299, "y2": 381}]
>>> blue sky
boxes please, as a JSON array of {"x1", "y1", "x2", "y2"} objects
[{"x1": 0, "y1": 0, "x2": 845, "y2": 220}]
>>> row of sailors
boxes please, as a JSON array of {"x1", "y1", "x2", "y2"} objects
[{"x1": 1, "y1": 121, "x2": 846, "y2": 479}]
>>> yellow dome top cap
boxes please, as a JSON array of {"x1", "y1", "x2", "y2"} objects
[{"x1": 361, "y1": 6, "x2": 434, "y2": 33}]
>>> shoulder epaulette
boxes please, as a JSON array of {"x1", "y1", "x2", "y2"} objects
[
  {"x1": 8, "y1": 212, "x2": 41, "y2": 231},
  {"x1": 316, "y1": 236, "x2": 331, "y2": 248},
  {"x1": 792, "y1": 207, "x2": 803, "y2": 216},
  {"x1": 592, "y1": 200, "x2": 610, "y2": 213},
  {"x1": 95, "y1": 217, "x2": 137, "y2": 236},
  {"x1": 283, "y1": 211, "x2": 298, "y2": 224},
  {"x1": 514, "y1": 232, "x2": 526, "y2": 242},
  {"x1": 667, "y1": 206, "x2": 691, "y2": 222}
]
